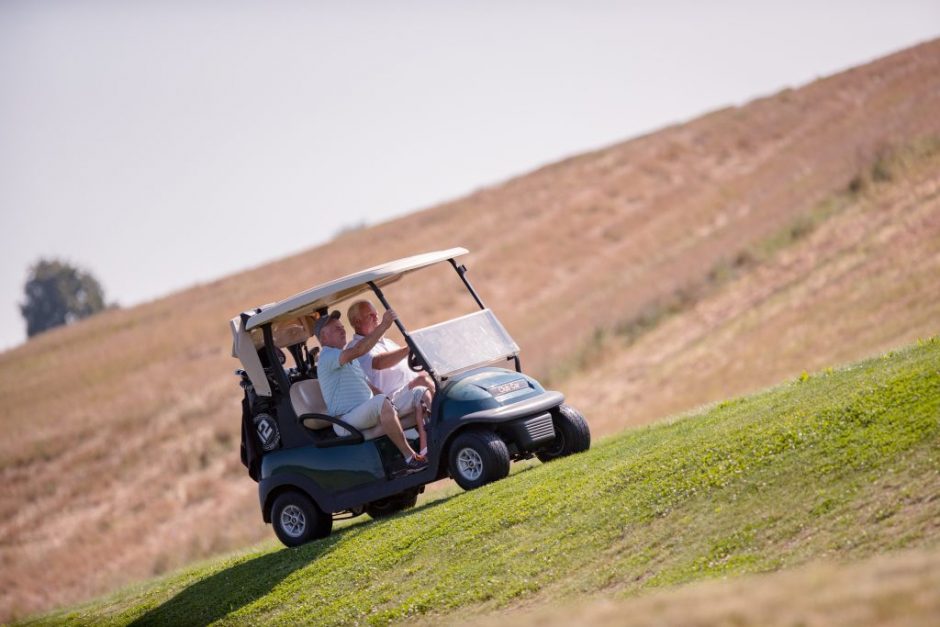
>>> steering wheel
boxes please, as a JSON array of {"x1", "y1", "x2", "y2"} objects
[{"x1": 408, "y1": 350, "x2": 425, "y2": 373}]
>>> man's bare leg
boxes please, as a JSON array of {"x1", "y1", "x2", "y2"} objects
[
  {"x1": 409, "y1": 372, "x2": 436, "y2": 392},
  {"x1": 379, "y1": 398, "x2": 419, "y2": 460},
  {"x1": 415, "y1": 402, "x2": 428, "y2": 456}
]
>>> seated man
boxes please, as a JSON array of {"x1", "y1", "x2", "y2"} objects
[
  {"x1": 346, "y1": 300, "x2": 433, "y2": 455},
  {"x1": 314, "y1": 308, "x2": 426, "y2": 472}
]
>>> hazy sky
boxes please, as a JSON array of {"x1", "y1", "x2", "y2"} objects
[{"x1": 1, "y1": 1, "x2": 938, "y2": 351}]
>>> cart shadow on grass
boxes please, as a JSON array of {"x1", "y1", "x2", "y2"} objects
[
  {"x1": 128, "y1": 537, "x2": 339, "y2": 627},
  {"x1": 129, "y1": 492, "x2": 461, "y2": 626}
]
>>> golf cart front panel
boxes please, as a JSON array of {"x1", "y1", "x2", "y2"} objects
[
  {"x1": 438, "y1": 368, "x2": 546, "y2": 419},
  {"x1": 432, "y1": 367, "x2": 562, "y2": 456}
]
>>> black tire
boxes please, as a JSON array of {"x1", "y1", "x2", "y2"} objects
[
  {"x1": 536, "y1": 404, "x2": 591, "y2": 463},
  {"x1": 365, "y1": 488, "x2": 420, "y2": 519},
  {"x1": 448, "y1": 430, "x2": 510, "y2": 491},
  {"x1": 271, "y1": 490, "x2": 333, "y2": 548}
]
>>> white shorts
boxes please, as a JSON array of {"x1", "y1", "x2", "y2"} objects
[
  {"x1": 335, "y1": 395, "x2": 387, "y2": 436},
  {"x1": 389, "y1": 385, "x2": 429, "y2": 417},
  {"x1": 334, "y1": 387, "x2": 429, "y2": 436}
]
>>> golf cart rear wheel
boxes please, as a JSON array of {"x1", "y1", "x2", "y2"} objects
[
  {"x1": 536, "y1": 404, "x2": 591, "y2": 463},
  {"x1": 271, "y1": 490, "x2": 332, "y2": 547},
  {"x1": 365, "y1": 488, "x2": 420, "y2": 519},
  {"x1": 448, "y1": 430, "x2": 510, "y2": 491}
]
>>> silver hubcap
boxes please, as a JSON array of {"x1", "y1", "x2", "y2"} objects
[
  {"x1": 456, "y1": 447, "x2": 484, "y2": 481},
  {"x1": 280, "y1": 504, "x2": 306, "y2": 538}
]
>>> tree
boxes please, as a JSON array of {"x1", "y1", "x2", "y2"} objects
[{"x1": 20, "y1": 259, "x2": 108, "y2": 338}]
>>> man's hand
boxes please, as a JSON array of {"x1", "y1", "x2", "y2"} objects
[{"x1": 381, "y1": 309, "x2": 397, "y2": 329}]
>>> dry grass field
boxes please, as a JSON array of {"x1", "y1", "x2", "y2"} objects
[{"x1": 1, "y1": 39, "x2": 938, "y2": 621}]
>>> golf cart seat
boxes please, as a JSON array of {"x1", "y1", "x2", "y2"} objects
[
  {"x1": 290, "y1": 379, "x2": 418, "y2": 446},
  {"x1": 290, "y1": 379, "x2": 332, "y2": 429}
]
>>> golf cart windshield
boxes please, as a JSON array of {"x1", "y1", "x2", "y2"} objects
[{"x1": 408, "y1": 309, "x2": 519, "y2": 378}]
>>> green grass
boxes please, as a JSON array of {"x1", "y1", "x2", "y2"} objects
[{"x1": 30, "y1": 337, "x2": 940, "y2": 625}]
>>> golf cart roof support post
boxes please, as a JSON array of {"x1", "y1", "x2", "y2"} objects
[
  {"x1": 448, "y1": 258, "x2": 519, "y2": 373},
  {"x1": 231, "y1": 313, "x2": 272, "y2": 396},
  {"x1": 262, "y1": 324, "x2": 290, "y2": 394},
  {"x1": 367, "y1": 280, "x2": 439, "y2": 381},
  {"x1": 448, "y1": 259, "x2": 485, "y2": 310}
]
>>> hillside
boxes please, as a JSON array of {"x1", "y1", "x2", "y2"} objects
[
  {"x1": 2, "y1": 39, "x2": 940, "y2": 620},
  {"x1": 30, "y1": 337, "x2": 940, "y2": 625}
]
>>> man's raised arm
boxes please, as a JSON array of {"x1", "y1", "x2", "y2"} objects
[{"x1": 339, "y1": 309, "x2": 397, "y2": 366}]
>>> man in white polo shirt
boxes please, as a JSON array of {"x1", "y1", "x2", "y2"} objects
[
  {"x1": 315, "y1": 308, "x2": 426, "y2": 472},
  {"x1": 346, "y1": 300, "x2": 433, "y2": 456}
]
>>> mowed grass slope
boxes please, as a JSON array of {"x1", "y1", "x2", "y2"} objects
[{"x1": 36, "y1": 337, "x2": 940, "y2": 626}]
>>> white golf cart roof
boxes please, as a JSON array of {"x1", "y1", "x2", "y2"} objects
[{"x1": 245, "y1": 247, "x2": 469, "y2": 331}]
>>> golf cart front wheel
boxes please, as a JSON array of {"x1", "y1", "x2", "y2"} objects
[
  {"x1": 448, "y1": 430, "x2": 510, "y2": 491},
  {"x1": 536, "y1": 404, "x2": 591, "y2": 463},
  {"x1": 271, "y1": 490, "x2": 333, "y2": 547}
]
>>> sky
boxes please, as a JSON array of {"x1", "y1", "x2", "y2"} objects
[{"x1": 1, "y1": 1, "x2": 938, "y2": 351}]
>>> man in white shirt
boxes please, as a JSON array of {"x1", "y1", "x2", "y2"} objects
[{"x1": 346, "y1": 300, "x2": 433, "y2": 455}]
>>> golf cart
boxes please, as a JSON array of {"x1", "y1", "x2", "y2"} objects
[{"x1": 231, "y1": 248, "x2": 590, "y2": 547}]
